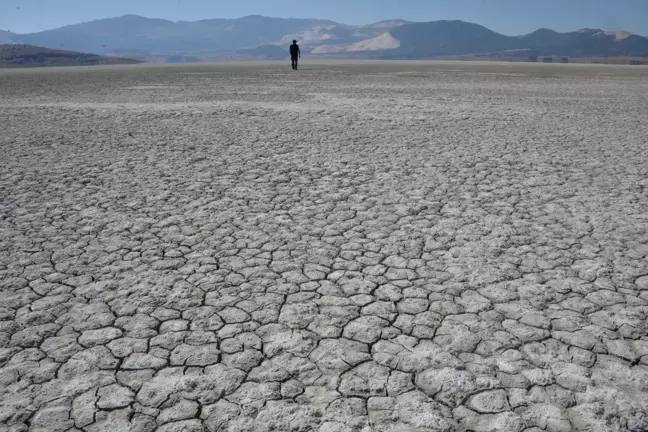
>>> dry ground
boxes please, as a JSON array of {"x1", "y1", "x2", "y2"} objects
[{"x1": 1, "y1": 61, "x2": 648, "y2": 432}]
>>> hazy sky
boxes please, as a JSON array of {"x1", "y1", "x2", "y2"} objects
[{"x1": 2, "y1": 0, "x2": 647, "y2": 36}]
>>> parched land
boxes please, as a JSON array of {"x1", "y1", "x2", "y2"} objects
[{"x1": 1, "y1": 61, "x2": 648, "y2": 432}]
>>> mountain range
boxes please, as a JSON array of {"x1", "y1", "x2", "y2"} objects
[{"x1": 3, "y1": 15, "x2": 648, "y2": 60}]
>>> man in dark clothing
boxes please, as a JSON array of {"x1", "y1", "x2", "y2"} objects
[{"x1": 289, "y1": 40, "x2": 301, "y2": 70}]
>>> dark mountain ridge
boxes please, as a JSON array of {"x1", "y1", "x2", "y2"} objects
[
  {"x1": 390, "y1": 20, "x2": 515, "y2": 56},
  {"x1": 0, "y1": 44, "x2": 142, "y2": 67},
  {"x1": 0, "y1": 30, "x2": 15, "y2": 44}
]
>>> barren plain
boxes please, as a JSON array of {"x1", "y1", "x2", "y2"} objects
[{"x1": 1, "y1": 61, "x2": 648, "y2": 432}]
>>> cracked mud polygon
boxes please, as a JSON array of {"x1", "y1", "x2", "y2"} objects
[{"x1": 1, "y1": 61, "x2": 648, "y2": 432}]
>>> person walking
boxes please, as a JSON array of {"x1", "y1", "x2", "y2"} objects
[{"x1": 290, "y1": 40, "x2": 301, "y2": 70}]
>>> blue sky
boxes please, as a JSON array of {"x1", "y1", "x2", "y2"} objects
[{"x1": 2, "y1": 0, "x2": 647, "y2": 36}]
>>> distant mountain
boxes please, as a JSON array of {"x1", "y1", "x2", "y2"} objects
[
  {"x1": 11, "y1": 15, "x2": 357, "y2": 54},
  {"x1": 371, "y1": 21, "x2": 648, "y2": 58},
  {"x1": 389, "y1": 20, "x2": 515, "y2": 56},
  {"x1": 0, "y1": 30, "x2": 15, "y2": 44},
  {"x1": 364, "y1": 20, "x2": 411, "y2": 30},
  {"x1": 6, "y1": 15, "x2": 648, "y2": 60},
  {"x1": 0, "y1": 44, "x2": 142, "y2": 67},
  {"x1": 517, "y1": 27, "x2": 648, "y2": 57},
  {"x1": 312, "y1": 33, "x2": 400, "y2": 54}
]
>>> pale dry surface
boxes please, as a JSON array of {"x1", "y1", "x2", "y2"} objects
[{"x1": 1, "y1": 61, "x2": 648, "y2": 432}]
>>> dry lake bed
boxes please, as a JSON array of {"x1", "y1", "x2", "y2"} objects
[{"x1": 1, "y1": 61, "x2": 648, "y2": 432}]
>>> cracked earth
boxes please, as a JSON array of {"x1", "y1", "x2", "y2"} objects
[{"x1": 1, "y1": 61, "x2": 648, "y2": 432}]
